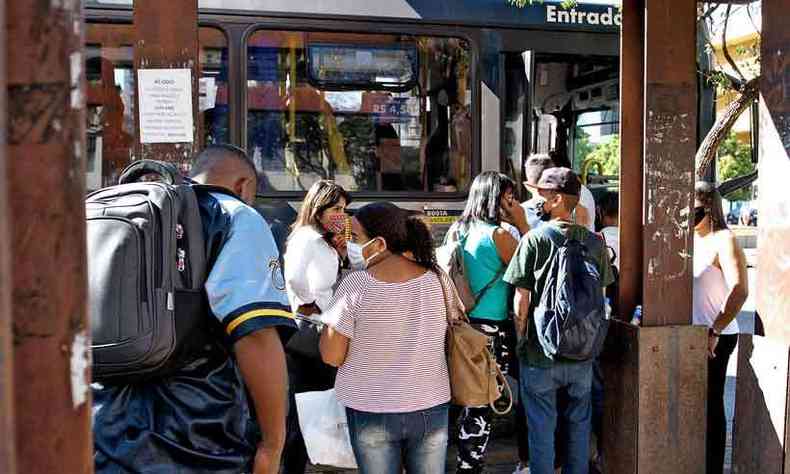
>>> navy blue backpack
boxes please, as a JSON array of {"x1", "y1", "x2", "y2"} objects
[{"x1": 534, "y1": 226, "x2": 609, "y2": 361}]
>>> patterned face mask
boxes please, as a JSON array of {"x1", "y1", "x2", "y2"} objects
[{"x1": 324, "y1": 213, "x2": 347, "y2": 234}]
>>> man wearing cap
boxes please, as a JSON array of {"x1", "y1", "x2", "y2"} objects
[
  {"x1": 503, "y1": 167, "x2": 614, "y2": 474},
  {"x1": 521, "y1": 154, "x2": 556, "y2": 231}
]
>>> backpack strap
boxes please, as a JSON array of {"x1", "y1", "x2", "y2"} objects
[
  {"x1": 119, "y1": 160, "x2": 182, "y2": 185},
  {"x1": 541, "y1": 224, "x2": 568, "y2": 248}
]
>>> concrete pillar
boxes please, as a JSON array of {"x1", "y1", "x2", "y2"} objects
[{"x1": 6, "y1": 0, "x2": 91, "y2": 472}]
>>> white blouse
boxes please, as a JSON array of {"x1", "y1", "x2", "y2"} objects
[{"x1": 284, "y1": 226, "x2": 340, "y2": 313}]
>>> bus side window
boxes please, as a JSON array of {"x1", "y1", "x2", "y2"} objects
[{"x1": 245, "y1": 30, "x2": 472, "y2": 194}]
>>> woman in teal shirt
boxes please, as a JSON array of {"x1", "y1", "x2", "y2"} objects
[{"x1": 450, "y1": 171, "x2": 529, "y2": 474}]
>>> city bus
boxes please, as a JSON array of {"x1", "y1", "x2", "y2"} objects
[{"x1": 84, "y1": 0, "x2": 621, "y2": 245}]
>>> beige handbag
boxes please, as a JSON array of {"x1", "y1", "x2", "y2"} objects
[{"x1": 437, "y1": 270, "x2": 512, "y2": 415}]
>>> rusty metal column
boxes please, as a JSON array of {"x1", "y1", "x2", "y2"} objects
[
  {"x1": 731, "y1": 0, "x2": 790, "y2": 471},
  {"x1": 7, "y1": 1, "x2": 91, "y2": 473},
  {"x1": 133, "y1": 0, "x2": 199, "y2": 169},
  {"x1": 641, "y1": 0, "x2": 697, "y2": 327},
  {"x1": 603, "y1": 1, "x2": 706, "y2": 473},
  {"x1": 601, "y1": 1, "x2": 644, "y2": 470},
  {"x1": 0, "y1": 0, "x2": 17, "y2": 472},
  {"x1": 618, "y1": 0, "x2": 644, "y2": 320}
]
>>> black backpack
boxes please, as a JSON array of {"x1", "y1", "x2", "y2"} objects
[
  {"x1": 533, "y1": 226, "x2": 609, "y2": 361},
  {"x1": 86, "y1": 160, "x2": 217, "y2": 381}
]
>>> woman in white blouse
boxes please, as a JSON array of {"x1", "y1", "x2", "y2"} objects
[
  {"x1": 281, "y1": 180, "x2": 350, "y2": 474},
  {"x1": 285, "y1": 180, "x2": 350, "y2": 315}
]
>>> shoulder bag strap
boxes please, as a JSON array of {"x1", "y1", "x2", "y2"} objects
[
  {"x1": 436, "y1": 269, "x2": 467, "y2": 324},
  {"x1": 473, "y1": 267, "x2": 506, "y2": 302}
]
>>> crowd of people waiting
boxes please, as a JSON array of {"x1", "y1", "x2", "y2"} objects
[{"x1": 92, "y1": 145, "x2": 748, "y2": 474}]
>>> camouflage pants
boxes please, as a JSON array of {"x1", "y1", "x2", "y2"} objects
[{"x1": 456, "y1": 319, "x2": 514, "y2": 474}]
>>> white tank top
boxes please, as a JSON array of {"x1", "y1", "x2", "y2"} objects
[{"x1": 693, "y1": 250, "x2": 739, "y2": 335}]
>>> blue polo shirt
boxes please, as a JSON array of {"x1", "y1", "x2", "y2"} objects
[
  {"x1": 206, "y1": 193, "x2": 294, "y2": 343},
  {"x1": 93, "y1": 191, "x2": 296, "y2": 474}
]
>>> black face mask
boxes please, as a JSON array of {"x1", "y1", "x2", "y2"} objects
[
  {"x1": 534, "y1": 197, "x2": 552, "y2": 222},
  {"x1": 693, "y1": 207, "x2": 707, "y2": 227}
]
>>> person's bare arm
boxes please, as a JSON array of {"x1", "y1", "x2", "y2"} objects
[
  {"x1": 493, "y1": 228, "x2": 520, "y2": 265},
  {"x1": 320, "y1": 326, "x2": 350, "y2": 367},
  {"x1": 513, "y1": 288, "x2": 531, "y2": 341},
  {"x1": 712, "y1": 230, "x2": 749, "y2": 333},
  {"x1": 234, "y1": 328, "x2": 288, "y2": 474}
]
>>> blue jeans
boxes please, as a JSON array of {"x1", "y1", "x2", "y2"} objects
[
  {"x1": 346, "y1": 403, "x2": 449, "y2": 474},
  {"x1": 521, "y1": 360, "x2": 593, "y2": 474}
]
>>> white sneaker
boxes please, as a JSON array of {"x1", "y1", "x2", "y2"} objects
[{"x1": 512, "y1": 463, "x2": 530, "y2": 474}]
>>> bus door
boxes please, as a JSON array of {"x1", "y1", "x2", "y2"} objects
[{"x1": 501, "y1": 51, "x2": 532, "y2": 196}]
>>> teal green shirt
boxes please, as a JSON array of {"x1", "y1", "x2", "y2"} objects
[
  {"x1": 463, "y1": 222, "x2": 511, "y2": 321},
  {"x1": 503, "y1": 221, "x2": 615, "y2": 367}
]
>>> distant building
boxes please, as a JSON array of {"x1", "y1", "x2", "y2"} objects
[{"x1": 710, "y1": 25, "x2": 760, "y2": 145}]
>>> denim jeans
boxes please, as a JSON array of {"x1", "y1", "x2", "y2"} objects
[
  {"x1": 521, "y1": 360, "x2": 593, "y2": 474},
  {"x1": 346, "y1": 403, "x2": 449, "y2": 474}
]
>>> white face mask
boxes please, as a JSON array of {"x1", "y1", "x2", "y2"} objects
[{"x1": 347, "y1": 238, "x2": 382, "y2": 270}]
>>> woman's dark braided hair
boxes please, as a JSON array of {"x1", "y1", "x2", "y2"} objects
[{"x1": 353, "y1": 202, "x2": 437, "y2": 271}]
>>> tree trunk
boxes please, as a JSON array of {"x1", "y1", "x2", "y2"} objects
[{"x1": 696, "y1": 77, "x2": 759, "y2": 180}]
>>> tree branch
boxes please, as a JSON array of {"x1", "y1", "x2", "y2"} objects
[
  {"x1": 718, "y1": 170, "x2": 758, "y2": 198},
  {"x1": 696, "y1": 77, "x2": 759, "y2": 179},
  {"x1": 722, "y1": 4, "x2": 746, "y2": 82},
  {"x1": 700, "y1": 3, "x2": 722, "y2": 21}
]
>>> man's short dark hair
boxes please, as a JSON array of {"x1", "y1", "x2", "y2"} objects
[
  {"x1": 601, "y1": 191, "x2": 619, "y2": 218},
  {"x1": 524, "y1": 154, "x2": 555, "y2": 186},
  {"x1": 190, "y1": 144, "x2": 257, "y2": 179}
]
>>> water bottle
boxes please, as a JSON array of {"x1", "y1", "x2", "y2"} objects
[
  {"x1": 604, "y1": 298, "x2": 612, "y2": 320},
  {"x1": 630, "y1": 305, "x2": 643, "y2": 326}
]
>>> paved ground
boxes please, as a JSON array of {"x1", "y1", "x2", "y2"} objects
[{"x1": 722, "y1": 251, "x2": 758, "y2": 474}]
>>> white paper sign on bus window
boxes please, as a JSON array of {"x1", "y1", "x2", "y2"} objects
[{"x1": 137, "y1": 68, "x2": 194, "y2": 144}]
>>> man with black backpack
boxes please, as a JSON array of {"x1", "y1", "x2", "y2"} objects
[
  {"x1": 503, "y1": 168, "x2": 614, "y2": 474},
  {"x1": 92, "y1": 145, "x2": 296, "y2": 474}
]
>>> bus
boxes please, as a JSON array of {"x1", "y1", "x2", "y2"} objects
[{"x1": 84, "y1": 0, "x2": 621, "y2": 245}]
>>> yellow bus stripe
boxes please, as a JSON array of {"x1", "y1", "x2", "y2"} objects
[{"x1": 226, "y1": 309, "x2": 294, "y2": 335}]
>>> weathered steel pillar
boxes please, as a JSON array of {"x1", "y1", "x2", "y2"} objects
[
  {"x1": 133, "y1": 0, "x2": 199, "y2": 170},
  {"x1": 602, "y1": 1, "x2": 706, "y2": 472},
  {"x1": 732, "y1": 0, "x2": 790, "y2": 471},
  {"x1": 641, "y1": 0, "x2": 697, "y2": 327},
  {"x1": 617, "y1": 0, "x2": 644, "y2": 321},
  {"x1": 7, "y1": 0, "x2": 91, "y2": 473},
  {"x1": 0, "y1": 0, "x2": 17, "y2": 472}
]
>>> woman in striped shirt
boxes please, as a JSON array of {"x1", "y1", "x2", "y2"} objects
[{"x1": 320, "y1": 202, "x2": 451, "y2": 474}]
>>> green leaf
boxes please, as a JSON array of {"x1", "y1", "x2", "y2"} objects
[{"x1": 717, "y1": 132, "x2": 755, "y2": 201}]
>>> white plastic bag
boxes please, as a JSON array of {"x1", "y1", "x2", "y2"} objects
[{"x1": 295, "y1": 389, "x2": 358, "y2": 469}]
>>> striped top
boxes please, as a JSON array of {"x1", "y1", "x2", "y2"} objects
[{"x1": 322, "y1": 270, "x2": 451, "y2": 413}]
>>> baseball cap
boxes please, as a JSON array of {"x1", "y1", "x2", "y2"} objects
[{"x1": 525, "y1": 167, "x2": 581, "y2": 197}]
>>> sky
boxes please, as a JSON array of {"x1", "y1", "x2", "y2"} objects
[{"x1": 707, "y1": 2, "x2": 761, "y2": 38}]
